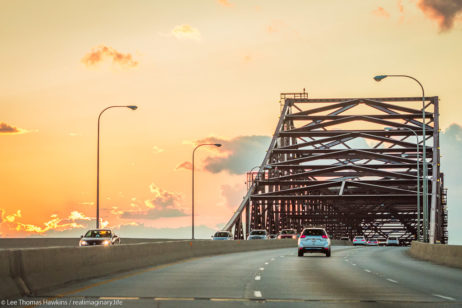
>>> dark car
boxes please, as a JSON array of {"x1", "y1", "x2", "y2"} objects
[{"x1": 79, "y1": 229, "x2": 120, "y2": 246}]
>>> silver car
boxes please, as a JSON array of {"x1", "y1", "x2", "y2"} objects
[
  {"x1": 79, "y1": 229, "x2": 120, "y2": 246},
  {"x1": 298, "y1": 228, "x2": 331, "y2": 257},
  {"x1": 386, "y1": 236, "x2": 400, "y2": 246},
  {"x1": 212, "y1": 231, "x2": 233, "y2": 240},
  {"x1": 247, "y1": 229, "x2": 268, "y2": 240}
]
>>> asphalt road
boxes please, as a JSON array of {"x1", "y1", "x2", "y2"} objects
[{"x1": 23, "y1": 246, "x2": 462, "y2": 308}]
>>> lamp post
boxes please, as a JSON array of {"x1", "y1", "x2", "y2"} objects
[
  {"x1": 374, "y1": 74, "x2": 428, "y2": 242},
  {"x1": 385, "y1": 127, "x2": 421, "y2": 241},
  {"x1": 192, "y1": 143, "x2": 222, "y2": 239},
  {"x1": 96, "y1": 105, "x2": 137, "y2": 229}
]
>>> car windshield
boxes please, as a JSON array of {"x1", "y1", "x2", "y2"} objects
[
  {"x1": 281, "y1": 230, "x2": 296, "y2": 234},
  {"x1": 302, "y1": 229, "x2": 325, "y2": 236},
  {"x1": 84, "y1": 230, "x2": 112, "y2": 238},
  {"x1": 214, "y1": 232, "x2": 230, "y2": 237},
  {"x1": 250, "y1": 231, "x2": 266, "y2": 235}
]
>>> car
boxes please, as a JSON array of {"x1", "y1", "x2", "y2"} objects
[
  {"x1": 278, "y1": 229, "x2": 298, "y2": 239},
  {"x1": 79, "y1": 229, "x2": 120, "y2": 246},
  {"x1": 298, "y1": 228, "x2": 331, "y2": 257},
  {"x1": 366, "y1": 238, "x2": 379, "y2": 246},
  {"x1": 247, "y1": 229, "x2": 268, "y2": 240},
  {"x1": 353, "y1": 235, "x2": 367, "y2": 246},
  {"x1": 386, "y1": 236, "x2": 400, "y2": 246},
  {"x1": 211, "y1": 231, "x2": 233, "y2": 240}
]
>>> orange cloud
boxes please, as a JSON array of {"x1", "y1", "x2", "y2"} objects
[
  {"x1": 417, "y1": 0, "x2": 462, "y2": 31},
  {"x1": 175, "y1": 161, "x2": 193, "y2": 171},
  {"x1": 218, "y1": 0, "x2": 233, "y2": 7},
  {"x1": 0, "y1": 122, "x2": 29, "y2": 135},
  {"x1": 171, "y1": 24, "x2": 202, "y2": 41},
  {"x1": 81, "y1": 45, "x2": 138, "y2": 67},
  {"x1": 372, "y1": 6, "x2": 390, "y2": 18}
]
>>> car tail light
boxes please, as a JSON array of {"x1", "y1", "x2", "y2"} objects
[
  {"x1": 322, "y1": 235, "x2": 328, "y2": 239},
  {"x1": 300, "y1": 235, "x2": 306, "y2": 238},
  {"x1": 353, "y1": 239, "x2": 357, "y2": 241}
]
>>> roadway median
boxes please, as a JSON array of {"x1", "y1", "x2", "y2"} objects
[{"x1": 408, "y1": 241, "x2": 462, "y2": 269}]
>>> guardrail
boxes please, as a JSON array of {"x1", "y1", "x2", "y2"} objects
[
  {"x1": 0, "y1": 239, "x2": 298, "y2": 299},
  {"x1": 408, "y1": 241, "x2": 462, "y2": 269}
]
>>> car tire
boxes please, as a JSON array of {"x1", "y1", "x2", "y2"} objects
[
  {"x1": 326, "y1": 250, "x2": 331, "y2": 257},
  {"x1": 298, "y1": 250, "x2": 304, "y2": 257}
]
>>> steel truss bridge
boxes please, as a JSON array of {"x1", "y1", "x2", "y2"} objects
[{"x1": 224, "y1": 93, "x2": 448, "y2": 244}]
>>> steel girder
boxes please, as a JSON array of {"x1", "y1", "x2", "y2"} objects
[{"x1": 223, "y1": 94, "x2": 447, "y2": 244}]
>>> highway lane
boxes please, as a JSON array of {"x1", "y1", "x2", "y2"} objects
[{"x1": 26, "y1": 246, "x2": 462, "y2": 307}]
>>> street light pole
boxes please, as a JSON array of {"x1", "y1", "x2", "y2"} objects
[
  {"x1": 192, "y1": 143, "x2": 222, "y2": 240},
  {"x1": 96, "y1": 105, "x2": 137, "y2": 229},
  {"x1": 385, "y1": 127, "x2": 420, "y2": 241},
  {"x1": 374, "y1": 74, "x2": 428, "y2": 242}
]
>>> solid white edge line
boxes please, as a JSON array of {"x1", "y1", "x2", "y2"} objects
[
  {"x1": 254, "y1": 291, "x2": 262, "y2": 298},
  {"x1": 255, "y1": 276, "x2": 261, "y2": 281},
  {"x1": 386, "y1": 278, "x2": 398, "y2": 283},
  {"x1": 433, "y1": 294, "x2": 455, "y2": 301}
]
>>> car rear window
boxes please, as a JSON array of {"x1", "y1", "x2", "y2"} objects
[
  {"x1": 388, "y1": 237, "x2": 397, "y2": 240},
  {"x1": 251, "y1": 230, "x2": 266, "y2": 235},
  {"x1": 214, "y1": 232, "x2": 230, "y2": 237},
  {"x1": 302, "y1": 229, "x2": 326, "y2": 236},
  {"x1": 354, "y1": 236, "x2": 364, "y2": 239}
]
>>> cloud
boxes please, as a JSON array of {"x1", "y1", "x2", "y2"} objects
[
  {"x1": 0, "y1": 210, "x2": 97, "y2": 235},
  {"x1": 175, "y1": 161, "x2": 193, "y2": 171},
  {"x1": 120, "y1": 184, "x2": 187, "y2": 220},
  {"x1": 218, "y1": 0, "x2": 233, "y2": 7},
  {"x1": 190, "y1": 135, "x2": 271, "y2": 175},
  {"x1": 152, "y1": 146, "x2": 164, "y2": 154},
  {"x1": 170, "y1": 24, "x2": 202, "y2": 41},
  {"x1": 220, "y1": 184, "x2": 245, "y2": 210},
  {"x1": 372, "y1": 6, "x2": 391, "y2": 18},
  {"x1": 440, "y1": 124, "x2": 462, "y2": 244},
  {"x1": 0, "y1": 122, "x2": 29, "y2": 135},
  {"x1": 417, "y1": 0, "x2": 462, "y2": 31},
  {"x1": 81, "y1": 45, "x2": 138, "y2": 68}
]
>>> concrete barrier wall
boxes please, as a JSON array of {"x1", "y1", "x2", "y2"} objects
[
  {"x1": 1, "y1": 239, "x2": 297, "y2": 299},
  {"x1": 408, "y1": 241, "x2": 462, "y2": 269},
  {"x1": 0, "y1": 238, "x2": 185, "y2": 249}
]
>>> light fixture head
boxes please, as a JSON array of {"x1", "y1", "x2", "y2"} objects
[
  {"x1": 214, "y1": 144, "x2": 222, "y2": 147},
  {"x1": 373, "y1": 75, "x2": 388, "y2": 82},
  {"x1": 127, "y1": 105, "x2": 138, "y2": 110}
]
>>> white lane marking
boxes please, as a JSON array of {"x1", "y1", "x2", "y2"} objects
[
  {"x1": 345, "y1": 259, "x2": 349, "y2": 262},
  {"x1": 260, "y1": 267, "x2": 265, "y2": 271},
  {"x1": 254, "y1": 291, "x2": 262, "y2": 298},
  {"x1": 364, "y1": 269, "x2": 371, "y2": 273},
  {"x1": 433, "y1": 294, "x2": 455, "y2": 301},
  {"x1": 100, "y1": 297, "x2": 139, "y2": 300},
  {"x1": 264, "y1": 262, "x2": 269, "y2": 265},
  {"x1": 387, "y1": 278, "x2": 398, "y2": 283},
  {"x1": 271, "y1": 258, "x2": 275, "y2": 261},
  {"x1": 255, "y1": 276, "x2": 261, "y2": 281},
  {"x1": 352, "y1": 264, "x2": 357, "y2": 266}
]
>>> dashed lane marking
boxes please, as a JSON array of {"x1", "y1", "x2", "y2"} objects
[
  {"x1": 100, "y1": 297, "x2": 139, "y2": 300},
  {"x1": 364, "y1": 269, "x2": 371, "y2": 273},
  {"x1": 433, "y1": 294, "x2": 455, "y2": 301},
  {"x1": 264, "y1": 262, "x2": 269, "y2": 265},
  {"x1": 260, "y1": 267, "x2": 265, "y2": 271},
  {"x1": 155, "y1": 297, "x2": 195, "y2": 301},
  {"x1": 255, "y1": 276, "x2": 261, "y2": 281},
  {"x1": 387, "y1": 278, "x2": 398, "y2": 283},
  {"x1": 352, "y1": 264, "x2": 357, "y2": 266},
  {"x1": 254, "y1": 291, "x2": 262, "y2": 298}
]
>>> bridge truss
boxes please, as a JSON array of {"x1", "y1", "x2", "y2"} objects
[{"x1": 224, "y1": 93, "x2": 447, "y2": 244}]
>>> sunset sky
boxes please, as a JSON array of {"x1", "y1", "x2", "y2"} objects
[{"x1": 1, "y1": 0, "x2": 461, "y2": 243}]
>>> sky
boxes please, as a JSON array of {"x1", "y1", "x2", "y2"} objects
[{"x1": 0, "y1": 0, "x2": 461, "y2": 243}]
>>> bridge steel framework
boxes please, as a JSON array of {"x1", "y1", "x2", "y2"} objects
[{"x1": 224, "y1": 93, "x2": 448, "y2": 244}]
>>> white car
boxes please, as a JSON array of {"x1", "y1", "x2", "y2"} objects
[
  {"x1": 298, "y1": 228, "x2": 331, "y2": 257},
  {"x1": 353, "y1": 235, "x2": 367, "y2": 246},
  {"x1": 211, "y1": 231, "x2": 233, "y2": 240},
  {"x1": 79, "y1": 229, "x2": 120, "y2": 246},
  {"x1": 386, "y1": 236, "x2": 400, "y2": 246},
  {"x1": 247, "y1": 230, "x2": 268, "y2": 240}
]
